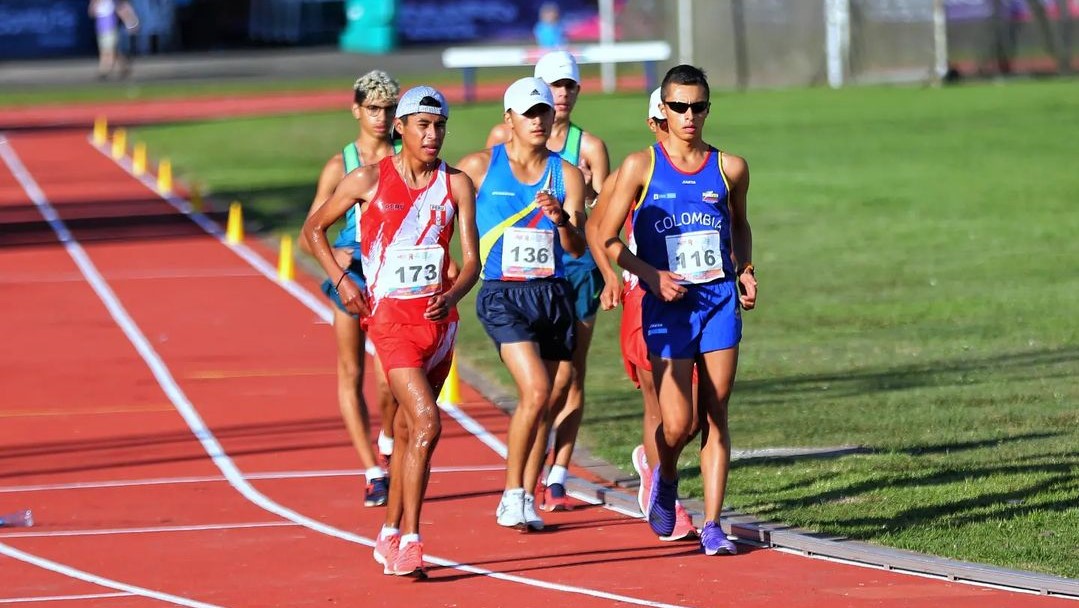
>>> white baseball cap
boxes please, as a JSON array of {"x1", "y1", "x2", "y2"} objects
[
  {"x1": 534, "y1": 50, "x2": 580, "y2": 84},
  {"x1": 395, "y1": 85, "x2": 449, "y2": 119},
  {"x1": 648, "y1": 87, "x2": 663, "y2": 120},
  {"x1": 504, "y1": 77, "x2": 555, "y2": 114}
]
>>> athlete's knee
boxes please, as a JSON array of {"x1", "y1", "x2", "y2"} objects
[
  {"x1": 337, "y1": 357, "x2": 363, "y2": 386},
  {"x1": 411, "y1": 416, "x2": 442, "y2": 452},
  {"x1": 523, "y1": 383, "x2": 552, "y2": 411},
  {"x1": 662, "y1": 412, "x2": 694, "y2": 445}
]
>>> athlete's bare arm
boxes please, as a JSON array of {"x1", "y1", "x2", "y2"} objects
[
  {"x1": 578, "y1": 132, "x2": 610, "y2": 199},
  {"x1": 723, "y1": 153, "x2": 756, "y2": 310},
  {"x1": 427, "y1": 169, "x2": 481, "y2": 321},
  {"x1": 298, "y1": 154, "x2": 346, "y2": 256},
  {"x1": 597, "y1": 150, "x2": 687, "y2": 303},
  {"x1": 457, "y1": 149, "x2": 493, "y2": 192},
  {"x1": 485, "y1": 123, "x2": 512, "y2": 149},
  {"x1": 551, "y1": 160, "x2": 586, "y2": 257},
  {"x1": 586, "y1": 169, "x2": 623, "y2": 310},
  {"x1": 302, "y1": 165, "x2": 381, "y2": 316}
]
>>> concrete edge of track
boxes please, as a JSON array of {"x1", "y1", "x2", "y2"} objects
[{"x1": 445, "y1": 328, "x2": 1079, "y2": 600}]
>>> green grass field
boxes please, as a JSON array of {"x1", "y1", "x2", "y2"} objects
[{"x1": 127, "y1": 79, "x2": 1079, "y2": 578}]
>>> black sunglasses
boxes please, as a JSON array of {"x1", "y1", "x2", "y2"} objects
[{"x1": 663, "y1": 100, "x2": 710, "y2": 115}]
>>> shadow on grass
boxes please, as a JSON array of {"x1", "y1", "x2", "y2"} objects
[
  {"x1": 581, "y1": 346, "x2": 1079, "y2": 427},
  {"x1": 718, "y1": 436, "x2": 1077, "y2": 540}
]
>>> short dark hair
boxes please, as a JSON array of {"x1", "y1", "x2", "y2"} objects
[
  {"x1": 661, "y1": 65, "x2": 709, "y2": 100},
  {"x1": 419, "y1": 96, "x2": 443, "y2": 109},
  {"x1": 400, "y1": 97, "x2": 446, "y2": 124}
]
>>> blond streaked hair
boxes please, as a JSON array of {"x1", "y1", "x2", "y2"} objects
[{"x1": 353, "y1": 70, "x2": 400, "y2": 105}]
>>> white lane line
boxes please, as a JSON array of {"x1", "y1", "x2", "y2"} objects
[
  {"x1": 79, "y1": 138, "x2": 688, "y2": 606},
  {"x1": 0, "y1": 592, "x2": 133, "y2": 604},
  {"x1": 0, "y1": 465, "x2": 506, "y2": 494},
  {"x1": 0, "y1": 543, "x2": 221, "y2": 608},
  {"x1": 2, "y1": 521, "x2": 298, "y2": 539},
  {"x1": 1, "y1": 136, "x2": 228, "y2": 608},
  {"x1": 0, "y1": 135, "x2": 686, "y2": 604}
]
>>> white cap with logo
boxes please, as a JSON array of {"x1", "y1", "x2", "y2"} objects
[
  {"x1": 648, "y1": 87, "x2": 663, "y2": 120},
  {"x1": 504, "y1": 77, "x2": 555, "y2": 114},
  {"x1": 534, "y1": 50, "x2": 580, "y2": 84},
  {"x1": 394, "y1": 85, "x2": 449, "y2": 119}
]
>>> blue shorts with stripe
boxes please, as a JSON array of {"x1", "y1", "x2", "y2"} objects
[
  {"x1": 642, "y1": 279, "x2": 741, "y2": 359},
  {"x1": 476, "y1": 278, "x2": 577, "y2": 361},
  {"x1": 320, "y1": 260, "x2": 367, "y2": 318}
]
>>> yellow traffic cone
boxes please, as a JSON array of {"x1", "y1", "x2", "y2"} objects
[
  {"x1": 277, "y1": 235, "x2": 295, "y2": 282},
  {"x1": 132, "y1": 142, "x2": 147, "y2": 176},
  {"x1": 110, "y1": 128, "x2": 127, "y2": 159},
  {"x1": 157, "y1": 159, "x2": 172, "y2": 194},
  {"x1": 93, "y1": 116, "x2": 108, "y2": 146},
  {"x1": 189, "y1": 184, "x2": 204, "y2": 213},
  {"x1": 438, "y1": 356, "x2": 461, "y2": 405},
  {"x1": 226, "y1": 201, "x2": 244, "y2": 244}
]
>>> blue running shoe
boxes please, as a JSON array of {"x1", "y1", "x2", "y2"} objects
[
  {"x1": 647, "y1": 468, "x2": 677, "y2": 537},
  {"x1": 365, "y1": 477, "x2": 389, "y2": 507},
  {"x1": 700, "y1": 521, "x2": 738, "y2": 555}
]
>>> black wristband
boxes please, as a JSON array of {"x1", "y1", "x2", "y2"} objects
[
  {"x1": 555, "y1": 209, "x2": 570, "y2": 227},
  {"x1": 335, "y1": 270, "x2": 348, "y2": 289}
]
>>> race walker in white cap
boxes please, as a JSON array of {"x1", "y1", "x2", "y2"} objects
[
  {"x1": 458, "y1": 76, "x2": 587, "y2": 531},
  {"x1": 485, "y1": 50, "x2": 612, "y2": 514},
  {"x1": 303, "y1": 85, "x2": 481, "y2": 577},
  {"x1": 299, "y1": 69, "x2": 402, "y2": 510}
]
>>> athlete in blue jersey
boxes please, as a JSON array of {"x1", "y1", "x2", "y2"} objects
[
  {"x1": 595, "y1": 65, "x2": 758, "y2": 556},
  {"x1": 459, "y1": 77, "x2": 587, "y2": 531},
  {"x1": 485, "y1": 50, "x2": 611, "y2": 512},
  {"x1": 300, "y1": 70, "x2": 401, "y2": 508}
]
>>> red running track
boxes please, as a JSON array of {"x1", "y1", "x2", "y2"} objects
[
  {"x1": 0, "y1": 129, "x2": 1071, "y2": 607},
  {"x1": 0, "y1": 74, "x2": 647, "y2": 131}
]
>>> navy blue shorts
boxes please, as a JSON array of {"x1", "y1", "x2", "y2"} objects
[
  {"x1": 476, "y1": 279, "x2": 577, "y2": 361},
  {"x1": 320, "y1": 260, "x2": 367, "y2": 318},
  {"x1": 643, "y1": 280, "x2": 741, "y2": 359}
]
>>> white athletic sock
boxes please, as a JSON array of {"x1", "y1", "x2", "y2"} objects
[
  {"x1": 400, "y1": 533, "x2": 421, "y2": 548},
  {"x1": 503, "y1": 487, "x2": 525, "y2": 499},
  {"x1": 546, "y1": 465, "x2": 568, "y2": 487},
  {"x1": 377, "y1": 430, "x2": 394, "y2": 455},
  {"x1": 379, "y1": 525, "x2": 399, "y2": 539},
  {"x1": 365, "y1": 466, "x2": 386, "y2": 482}
]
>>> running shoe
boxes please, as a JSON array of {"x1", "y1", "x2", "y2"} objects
[
  {"x1": 659, "y1": 502, "x2": 698, "y2": 541},
  {"x1": 540, "y1": 482, "x2": 571, "y2": 512},
  {"x1": 365, "y1": 477, "x2": 389, "y2": 507},
  {"x1": 647, "y1": 469, "x2": 677, "y2": 537},
  {"x1": 496, "y1": 490, "x2": 527, "y2": 529},
  {"x1": 700, "y1": 521, "x2": 738, "y2": 556},
  {"x1": 523, "y1": 493, "x2": 545, "y2": 531},
  {"x1": 393, "y1": 541, "x2": 427, "y2": 577},
  {"x1": 631, "y1": 444, "x2": 651, "y2": 516},
  {"x1": 373, "y1": 533, "x2": 399, "y2": 575}
]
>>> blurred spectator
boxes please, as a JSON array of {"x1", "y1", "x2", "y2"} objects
[
  {"x1": 89, "y1": 0, "x2": 140, "y2": 79},
  {"x1": 534, "y1": 2, "x2": 567, "y2": 49}
]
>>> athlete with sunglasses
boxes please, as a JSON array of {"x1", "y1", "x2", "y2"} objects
[
  {"x1": 588, "y1": 88, "x2": 698, "y2": 541},
  {"x1": 594, "y1": 65, "x2": 758, "y2": 556},
  {"x1": 300, "y1": 70, "x2": 402, "y2": 509}
]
